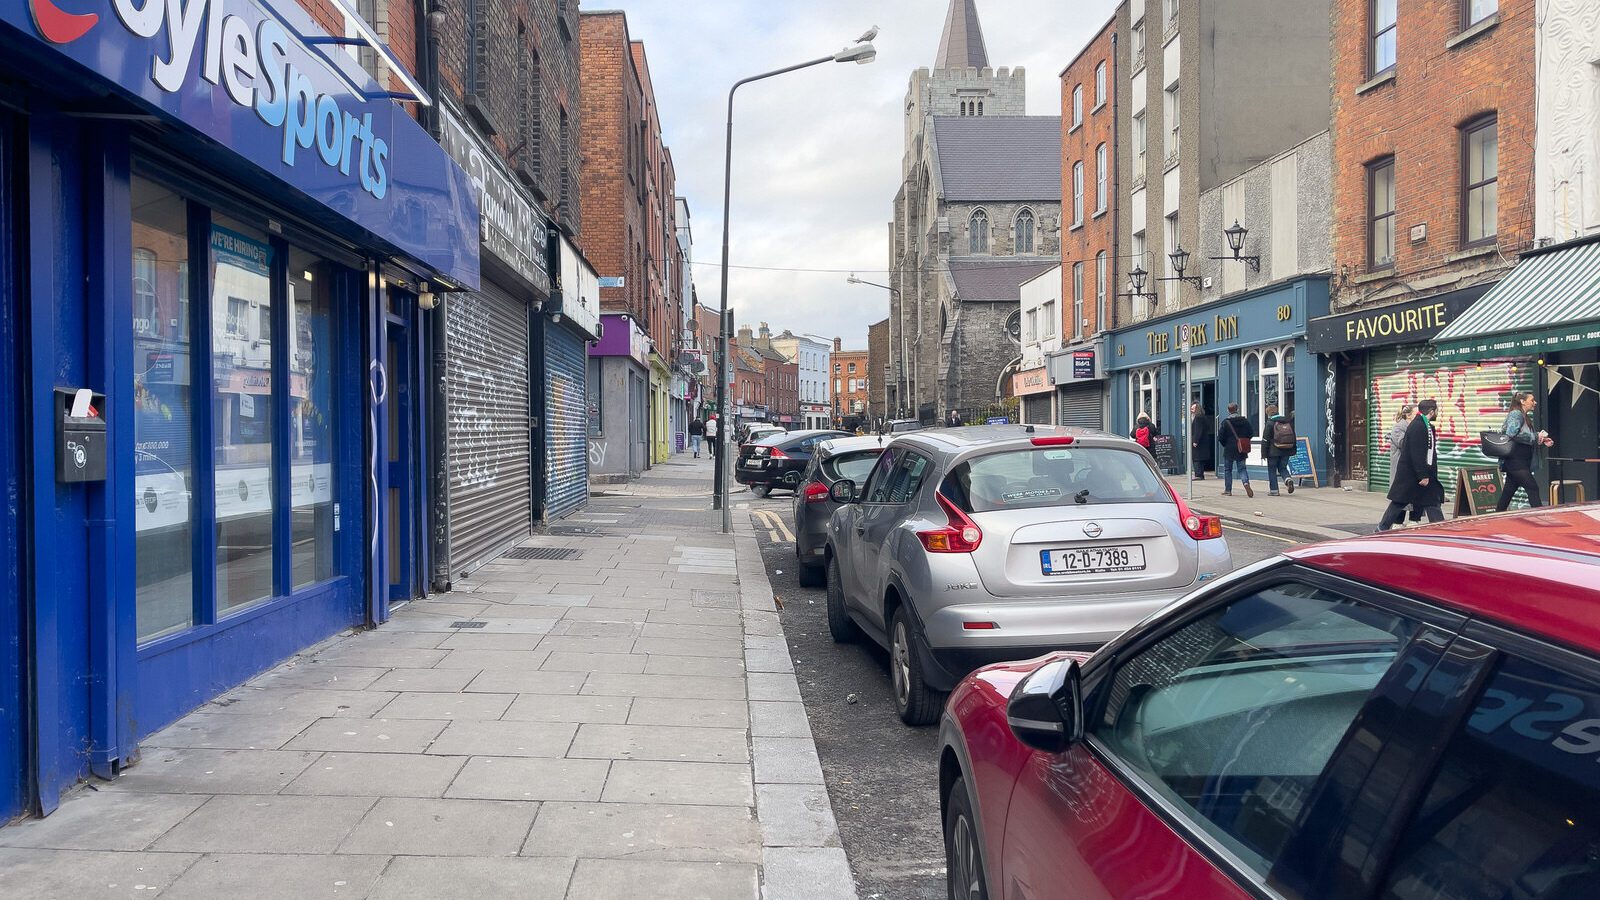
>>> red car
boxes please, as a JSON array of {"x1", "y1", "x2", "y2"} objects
[{"x1": 939, "y1": 506, "x2": 1600, "y2": 899}]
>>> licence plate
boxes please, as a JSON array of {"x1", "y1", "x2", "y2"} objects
[
  {"x1": 1041, "y1": 545, "x2": 1146, "y2": 575},
  {"x1": 741, "y1": 460, "x2": 765, "y2": 469}
]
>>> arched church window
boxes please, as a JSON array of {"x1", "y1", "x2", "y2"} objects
[
  {"x1": 977, "y1": 101, "x2": 984, "y2": 116},
  {"x1": 969, "y1": 210, "x2": 990, "y2": 254},
  {"x1": 1014, "y1": 209, "x2": 1036, "y2": 254}
]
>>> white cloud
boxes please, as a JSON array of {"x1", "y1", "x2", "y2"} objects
[{"x1": 585, "y1": 0, "x2": 1117, "y2": 349}]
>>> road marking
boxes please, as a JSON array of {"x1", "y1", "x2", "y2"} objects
[
  {"x1": 751, "y1": 508, "x2": 795, "y2": 543},
  {"x1": 1222, "y1": 523, "x2": 1299, "y2": 544}
]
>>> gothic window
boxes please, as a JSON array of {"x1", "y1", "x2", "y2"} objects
[
  {"x1": 969, "y1": 210, "x2": 990, "y2": 254},
  {"x1": 1014, "y1": 209, "x2": 1036, "y2": 254},
  {"x1": 977, "y1": 101, "x2": 984, "y2": 116}
]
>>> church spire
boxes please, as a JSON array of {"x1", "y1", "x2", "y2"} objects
[{"x1": 934, "y1": 0, "x2": 990, "y2": 70}]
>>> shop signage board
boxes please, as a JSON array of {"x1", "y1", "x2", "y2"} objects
[
  {"x1": 1286, "y1": 436, "x2": 1319, "y2": 486},
  {"x1": 2, "y1": 0, "x2": 481, "y2": 286},
  {"x1": 1109, "y1": 278, "x2": 1330, "y2": 370},
  {"x1": 1072, "y1": 351, "x2": 1095, "y2": 379},
  {"x1": 1012, "y1": 367, "x2": 1051, "y2": 396},
  {"x1": 439, "y1": 102, "x2": 548, "y2": 294},
  {"x1": 1453, "y1": 466, "x2": 1505, "y2": 516},
  {"x1": 552, "y1": 235, "x2": 601, "y2": 340},
  {"x1": 1151, "y1": 434, "x2": 1178, "y2": 470},
  {"x1": 1306, "y1": 287, "x2": 1487, "y2": 354}
]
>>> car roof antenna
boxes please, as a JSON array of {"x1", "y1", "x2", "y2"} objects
[{"x1": 1024, "y1": 424, "x2": 1035, "y2": 434}]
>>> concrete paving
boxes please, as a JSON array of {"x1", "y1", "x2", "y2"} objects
[
  {"x1": 1167, "y1": 473, "x2": 1389, "y2": 539},
  {"x1": 0, "y1": 455, "x2": 856, "y2": 899}
]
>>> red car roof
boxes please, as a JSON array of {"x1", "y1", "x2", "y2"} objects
[{"x1": 1288, "y1": 504, "x2": 1600, "y2": 655}]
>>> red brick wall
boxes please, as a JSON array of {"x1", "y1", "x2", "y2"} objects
[
  {"x1": 833, "y1": 350, "x2": 870, "y2": 416},
  {"x1": 1060, "y1": 17, "x2": 1118, "y2": 335},
  {"x1": 578, "y1": 13, "x2": 645, "y2": 319},
  {"x1": 1331, "y1": 0, "x2": 1535, "y2": 305}
]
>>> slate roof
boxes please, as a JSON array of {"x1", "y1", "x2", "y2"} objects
[
  {"x1": 931, "y1": 117, "x2": 1062, "y2": 201},
  {"x1": 935, "y1": 0, "x2": 989, "y2": 69},
  {"x1": 949, "y1": 259, "x2": 1059, "y2": 302}
]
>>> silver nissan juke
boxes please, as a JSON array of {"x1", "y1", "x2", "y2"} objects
[{"x1": 824, "y1": 424, "x2": 1233, "y2": 725}]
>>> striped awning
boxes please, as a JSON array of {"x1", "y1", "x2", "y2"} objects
[{"x1": 1435, "y1": 237, "x2": 1600, "y2": 359}]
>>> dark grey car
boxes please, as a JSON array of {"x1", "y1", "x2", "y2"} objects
[{"x1": 791, "y1": 436, "x2": 890, "y2": 587}]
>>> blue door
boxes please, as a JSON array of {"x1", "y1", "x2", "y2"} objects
[
  {"x1": 383, "y1": 290, "x2": 421, "y2": 605},
  {"x1": 0, "y1": 111, "x2": 27, "y2": 819}
]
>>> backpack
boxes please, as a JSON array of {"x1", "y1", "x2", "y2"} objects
[
  {"x1": 1135, "y1": 426, "x2": 1152, "y2": 449},
  {"x1": 1271, "y1": 418, "x2": 1297, "y2": 450}
]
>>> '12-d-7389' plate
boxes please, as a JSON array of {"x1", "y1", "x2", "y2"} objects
[{"x1": 1041, "y1": 545, "x2": 1146, "y2": 576}]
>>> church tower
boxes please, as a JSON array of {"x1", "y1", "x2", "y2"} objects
[{"x1": 904, "y1": 0, "x2": 1027, "y2": 151}]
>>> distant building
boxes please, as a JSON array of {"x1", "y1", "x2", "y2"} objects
[
  {"x1": 768, "y1": 331, "x2": 833, "y2": 429},
  {"x1": 831, "y1": 343, "x2": 872, "y2": 427},
  {"x1": 867, "y1": 318, "x2": 891, "y2": 422}
]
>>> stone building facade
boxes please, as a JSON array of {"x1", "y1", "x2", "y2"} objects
[{"x1": 887, "y1": 0, "x2": 1062, "y2": 422}]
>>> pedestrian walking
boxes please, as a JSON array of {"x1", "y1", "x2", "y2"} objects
[
  {"x1": 1379, "y1": 399, "x2": 1445, "y2": 530},
  {"x1": 945, "y1": 409, "x2": 963, "y2": 428},
  {"x1": 704, "y1": 413, "x2": 720, "y2": 459},
  {"x1": 1263, "y1": 403, "x2": 1298, "y2": 495},
  {"x1": 1190, "y1": 402, "x2": 1214, "y2": 480},
  {"x1": 1130, "y1": 413, "x2": 1158, "y2": 451},
  {"x1": 1217, "y1": 403, "x2": 1255, "y2": 498},
  {"x1": 688, "y1": 415, "x2": 705, "y2": 458},
  {"x1": 1387, "y1": 405, "x2": 1423, "y2": 524},
  {"x1": 1495, "y1": 391, "x2": 1554, "y2": 511}
]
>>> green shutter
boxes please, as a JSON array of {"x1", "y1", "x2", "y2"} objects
[{"x1": 1366, "y1": 345, "x2": 1535, "y2": 507}]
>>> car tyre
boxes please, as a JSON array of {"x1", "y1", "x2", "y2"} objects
[
  {"x1": 797, "y1": 551, "x2": 826, "y2": 588},
  {"x1": 944, "y1": 775, "x2": 989, "y2": 900},
  {"x1": 825, "y1": 556, "x2": 858, "y2": 643},
  {"x1": 751, "y1": 483, "x2": 770, "y2": 499},
  {"x1": 890, "y1": 607, "x2": 946, "y2": 726}
]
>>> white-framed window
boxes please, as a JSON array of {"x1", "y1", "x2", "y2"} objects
[
  {"x1": 1240, "y1": 343, "x2": 1296, "y2": 464},
  {"x1": 1371, "y1": 0, "x2": 1397, "y2": 76},
  {"x1": 1072, "y1": 162, "x2": 1085, "y2": 226},
  {"x1": 1164, "y1": 212, "x2": 1180, "y2": 292},
  {"x1": 1133, "y1": 111, "x2": 1147, "y2": 178},
  {"x1": 1015, "y1": 208, "x2": 1036, "y2": 254},
  {"x1": 1465, "y1": 0, "x2": 1497, "y2": 27},
  {"x1": 1132, "y1": 20, "x2": 1145, "y2": 61},
  {"x1": 1166, "y1": 0, "x2": 1180, "y2": 24},
  {"x1": 1072, "y1": 85, "x2": 1084, "y2": 129},
  {"x1": 1132, "y1": 230, "x2": 1148, "y2": 318},
  {"x1": 134, "y1": 248, "x2": 158, "y2": 336},
  {"x1": 1164, "y1": 83, "x2": 1180, "y2": 158},
  {"x1": 1094, "y1": 62, "x2": 1107, "y2": 109},
  {"x1": 1072, "y1": 262, "x2": 1084, "y2": 338},
  {"x1": 1096, "y1": 144, "x2": 1108, "y2": 213},
  {"x1": 1096, "y1": 250, "x2": 1108, "y2": 332},
  {"x1": 970, "y1": 209, "x2": 990, "y2": 253},
  {"x1": 1042, "y1": 300, "x2": 1056, "y2": 339},
  {"x1": 1025, "y1": 308, "x2": 1038, "y2": 343}
]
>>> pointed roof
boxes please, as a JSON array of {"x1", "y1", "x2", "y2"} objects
[{"x1": 935, "y1": 0, "x2": 989, "y2": 69}]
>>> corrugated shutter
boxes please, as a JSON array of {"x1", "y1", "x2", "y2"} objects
[
  {"x1": 1057, "y1": 382, "x2": 1104, "y2": 429},
  {"x1": 445, "y1": 287, "x2": 531, "y2": 579},
  {"x1": 1366, "y1": 344, "x2": 1534, "y2": 506},
  {"x1": 543, "y1": 322, "x2": 588, "y2": 520},
  {"x1": 1023, "y1": 393, "x2": 1052, "y2": 424}
]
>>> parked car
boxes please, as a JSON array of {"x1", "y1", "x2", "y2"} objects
[
  {"x1": 792, "y1": 436, "x2": 891, "y2": 587},
  {"x1": 825, "y1": 424, "x2": 1230, "y2": 724},
  {"x1": 938, "y1": 505, "x2": 1600, "y2": 900},
  {"x1": 739, "y1": 422, "x2": 785, "y2": 444},
  {"x1": 883, "y1": 418, "x2": 925, "y2": 434},
  {"x1": 735, "y1": 429, "x2": 850, "y2": 498}
]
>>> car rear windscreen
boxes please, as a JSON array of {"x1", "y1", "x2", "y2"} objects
[
  {"x1": 941, "y1": 447, "x2": 1170, "y2": 513},
  {"x1": 822, "y1": 450, "x2": 883, "y2": 484}
]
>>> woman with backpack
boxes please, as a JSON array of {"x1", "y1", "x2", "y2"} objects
[
  {"x1": 1494, "y1": 391, "x2": 1553, "y2": 511},
  {"x1": 1130, "y1": 414, "x2": 1158, "y2": 451}
]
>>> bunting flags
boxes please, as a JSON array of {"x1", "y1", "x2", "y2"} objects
[{"x1": 1545, "y1": 362, "x2": 1599, "y2": 408}]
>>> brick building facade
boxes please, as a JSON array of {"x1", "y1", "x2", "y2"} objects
[
  {"x1": 867, "y1": 317, "x2": 890, "y2": 421},
  {"x1": 1061, "y1": 16, "x2": 1118, "y2": 341}
]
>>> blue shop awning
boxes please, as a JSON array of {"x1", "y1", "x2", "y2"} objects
[{"x1": 1435, "y1": 236, "x2": 1600, "y2": 359}]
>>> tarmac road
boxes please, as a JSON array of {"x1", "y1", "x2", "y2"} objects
[{"x1": 740, "y1": 486, "x2": 1295, "y2": 900}]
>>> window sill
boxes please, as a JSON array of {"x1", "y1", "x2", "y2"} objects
[
  {"x1": 1447, "y1": 243, "x2": 1498, "y2": 263},
  {"x1": 1070, "y1": 220, "x2": 1085, "y2": 232},
  {"x1": 1069, "y1": 123, "x2": 1083, "y2": 134},
  {"x1": 1446, "y1": 14, "x2": 1499, "y2": 50},
  {"x1": 1164, "y1": 152, "x2": 1180, "y2": 172},
  {"x1": 1356, "y1": 70, "x2": 1396, "y2": 95},
  {"x1": 1093, "y1": 207, "x2": 1108, "y2": 220},
  {"x1": 1350, "y1": 267, "x2": 1395, "y2": 285},
  {"x1": 1092, "y1": 101, "x2": 1106, "y2": 114}
]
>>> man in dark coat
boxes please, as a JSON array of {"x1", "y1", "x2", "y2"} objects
[
  {"x1": 1190, "y1": 402, "x2": 1214, "y2": 479},
  {"x1": 1379, "y1": 398, "x2": 1445, "y2": 530}
]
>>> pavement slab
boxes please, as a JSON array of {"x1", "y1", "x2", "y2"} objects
[
  {"x1": 522, "y1": 801, "x2": 760, "y2": 863},
  {"x1": 568, "y1": 723, "x2": 750, "y2": 764},
  {"x1": 0, "y1": 848, "x2": 201, "y2": 899},
  {"x1": 152, "y1": 795, "x2": 375, "y2": 854},
  {"x1": 102, "y1": 748, "x2": 322, "y2": 795},
  {"x1": 565, "y1": 858, "x2": 758, "y2": 900},
  {"x1": 337, "y1": 797, "x2": 540, "y2": 857},
  {"x1": 444, "y1": 756, "x2": 611, "y2": 802},
  {"x1": 368, "y1": 856, "x2": 575, "y2": 900},
  {"x1": 600, "y1": 760, "x2": 755, "y2": 807},
  {"x1": 281, "y1": 752, "x2": 468, "y2": 798},
  {"x1": 161, "y1": 853, "x2": 390, "y2": 900}
]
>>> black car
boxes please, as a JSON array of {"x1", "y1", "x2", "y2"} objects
[
  {"x1": 791, "y1": 435, "x2": 889, "y2": 587},
  {"x1": 734, "y1": 430, "x2": 849, "y2": 498}
]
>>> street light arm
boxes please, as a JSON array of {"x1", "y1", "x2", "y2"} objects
[{"x1": 846, "y1": 276, "x2": 898, "y2": 294}]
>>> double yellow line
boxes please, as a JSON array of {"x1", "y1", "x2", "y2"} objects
[{"x1": 751, "y1": 508, "x2": 795, "y2": 543}]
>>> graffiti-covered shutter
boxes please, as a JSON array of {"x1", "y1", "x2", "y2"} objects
[
  {"x1": 1057, "y1": 383, "x2": 1104, "y2": 429},
  {"x1": 445, "y1": 286, "x2": 531, "y2": 580},
  {"x1": 543, "y1": 322, "x2": 589, "y2": 520},
  {"x1": 1366, "y1": 345, "x2": 1534, "y2": 504}
]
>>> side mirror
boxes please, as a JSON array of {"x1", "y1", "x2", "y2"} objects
[
  {"x1": 1006, "y1": 658, "x2": 1083, "y2": 753},
  {"x1": 829, "y1": 480, "x2": 859, "y2": 504}
]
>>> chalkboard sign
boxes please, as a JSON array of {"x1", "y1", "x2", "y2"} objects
[
  {"x1": 1286, "y1": 436, "x2": 1319, "y2": 487},
  {"x1": 1454, "y1": 466, "x2": 1505, "y2": 517},
  {"x1": 1151, "y1": 434, "x2": 1178, "y2": 470}
]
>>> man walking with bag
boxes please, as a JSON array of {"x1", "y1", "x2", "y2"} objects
[
  {"x1": 1379, "y1": 399, "x2": 1445, "y2": 530},
  {"x1": 1217, "y1": 403, "x2": 1254, "y2": 498}
]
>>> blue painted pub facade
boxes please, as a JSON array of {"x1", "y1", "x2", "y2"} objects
[
  {"x1": 1107, "y1": 278, "x2": 1332, "y2": 482},
  {"x1": 0, "y1": 0, "x2": 479, "y2": 818}
]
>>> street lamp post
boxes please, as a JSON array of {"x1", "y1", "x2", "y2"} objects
[
  {"x1": 714, "y1": 32, "x2": 878, "y2": 533},
  {"x1": 845, "y1": 273, "x2": 902, "y2": 420}
]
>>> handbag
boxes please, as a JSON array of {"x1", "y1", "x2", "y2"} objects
[
  {"x1": 1222, "y1": 419, "x2": 1251, "y2": 456},
  {"x1": 1479, "y1": 430, "x2": 1513, "y2": 459}
]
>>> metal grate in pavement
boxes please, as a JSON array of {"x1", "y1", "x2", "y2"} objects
[
  {"x1": 502, "y1": 547, "x2": 584, "y2": 561},
  {"x1": 450, "y1": 621, "x2": 487, "y2": 629}
]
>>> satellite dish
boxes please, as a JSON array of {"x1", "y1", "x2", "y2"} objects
[{"x1": 1005, "y1": 310, "x2": 1022, "y2": 344}]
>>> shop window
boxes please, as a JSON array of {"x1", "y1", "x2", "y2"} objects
[
  {"x1": 1242, "y1": 344, "x2": 1294, "y2": 460},
  {"x1": 1131, "y1": 367, "x2": 1160, "y2": 431},
  {"x1": 288, "y1": 250, "x2": 338, "y2": 588},
  {"x1": 132, "y1": 177, "x2": 195, "y2": 643},
  {"x1": 211, "y1": 215, "x2": 277, "y2": 613}
]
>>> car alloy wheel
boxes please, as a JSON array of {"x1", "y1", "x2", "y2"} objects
[
  {"x1": 944, "y1": 776, "x2": 988, "y2": 900},
  {"x1": 890, "y1": 608, "x2": 946, "y2": 725},
  {"x1": 892, "y1": 618, "x2": 912, "y2": 708}
]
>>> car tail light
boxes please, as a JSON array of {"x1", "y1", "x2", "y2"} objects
[
  {"x1": 802, "y1": 482, "x2": 831, "y2": 503},
  {"x1": 962, "y1": 621, "x2": 998, "y2": 630},
  {"x1": 918, "y1": 492, "x2": 983, "y2": 553},
  {"x1": 1030, "y1": 435, "x2": 1075, "y2": 446},
  {"x1": 768, "y1": 447, "x2": 789, "y2": 459},
  {"x1": 1166, "y1": 483, "x2": 1224, "y2": 540}
]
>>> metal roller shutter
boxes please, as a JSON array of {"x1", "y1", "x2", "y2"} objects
[
  {"x1": 1057, "y1": 383, "x2": 1104, "y2": 429},
  {"x1": 1366, "y1": 344, "x2": 1534, "y2": 504},
  {"x1": 1022, "y1": 394, "x2": 1052, "y2": 424},
  {"x1": 543, "y1": 322, "x2": 589, "y2": 520},
  {"x1": 445, "y1": 286, "x2": 531, "y2": 579}
]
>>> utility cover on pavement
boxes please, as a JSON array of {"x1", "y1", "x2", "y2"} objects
[{"x1": 502, "y1": 547, "x2": 584, "y2": 560}]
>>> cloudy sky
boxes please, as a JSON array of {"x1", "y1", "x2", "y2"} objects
[{"x1": 591, "y1": 0, "x2": 1118, "y2": 351}]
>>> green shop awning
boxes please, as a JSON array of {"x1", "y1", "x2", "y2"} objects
[{"x1": 1435, "y1": 236, "x2": 1600, "y2": 360}]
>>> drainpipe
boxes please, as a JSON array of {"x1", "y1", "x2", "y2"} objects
[{"x1": 420, "y1": 0, "x2": 445, "y2": 138}]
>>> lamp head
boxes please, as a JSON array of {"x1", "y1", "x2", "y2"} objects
[
  {"x1": 1224, "y1": 220, "x2": 1248, "y2": 254},
  {"x1": 1128, "y1": 266, "x2": 1148, "y2": 293},
  {"x1": 835, "y1": 41, "x2": 877, "y2": 64},
  {"x1": 846, "y1": 274, "x2": 861, "y2": 284},
  {"x1": 1169, "y1": 245, "x2": 1191, "y2": 277}
]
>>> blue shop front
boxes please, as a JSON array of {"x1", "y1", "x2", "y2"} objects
[
  {"x1": 0, "y1": 0, "x2": 479, "y2": 818},
  {"x1": 1108, "y1": 278, "x2": 1331, "y2": 483}
]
